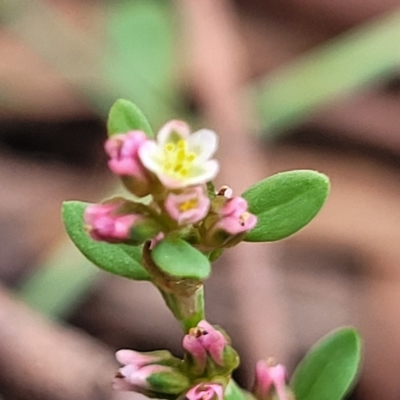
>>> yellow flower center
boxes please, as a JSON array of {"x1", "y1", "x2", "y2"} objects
[
  {"x1": 163, "y1": 140, "x2": 197, "y2": 179},
  {"x1": 178, "y1": 198, "x2": 199, "y2": 212}
]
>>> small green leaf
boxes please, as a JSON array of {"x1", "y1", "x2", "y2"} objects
[
  {"x1": 242, "y1": 170, "x2": 330, "y2": 242},
  {"x1": 107, "y1": 99, "x2": 154, "y2": 137},
  {"x1": 291, "y1": 328, "x2": 362, "y2": 400},
  {"x1": 225, "y1": 379, "x2": 254, "y2": 400},
  {"x1": 62, "y1": 201, "x2": 150, "y2": 280},
  {"x1": 152, "y1": 238, "x2": 210, "y2": 280}
]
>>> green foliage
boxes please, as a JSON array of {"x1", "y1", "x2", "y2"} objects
[
  {"x1": 291, "y1": 328, "x2": 362, "y2": 400},
  {"x1": 242, "y1": 170, "x2": 330, "y2": 242},
  {"x1": 225, "y1": 380, "x2": 254, "y2": 400},
  {"x1": 104, "y1": 0, "x2": 178, "y2": 125},
  {"x1": 152, "y1": 238, "x2": 211, "y2": 280},
  {"x1": 108, "y1": 99, "x2": 154, "y2": 137},
  {"x1": 17, "y1": 240, "x2": 99, "y2": 319},
  {"x1": 255, "y1": 10, "x2": 400, "y2": 133},
  {"x1": 62, "y1": 201, "x2": 150, "y2": 280}
]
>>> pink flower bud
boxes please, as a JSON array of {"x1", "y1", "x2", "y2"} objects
[
  {"x1": 202, "y1": 195, "x2": 257, "y2": 249},
  {"x1": 216, "y1": 197, "x2": 257, "y2": 235},
  {"x1": 183, "y1": 320, "x2": 227, "y2": 373},
  {"x1": 116, "y1": 349, "x2": 161, "y2": 369},
  {"x1": 113, "y1": 349, "x2": 190, "y2": 395},
  {"x1": 84, "y1": 203, "x2": 137, "y2": 242},
  {"x1": 186, "y1": 383, "x2": 224, "y2": 400},
  {"x1": 165, "y1": 186, "x2": 210, "y2": 225},
  {"x1": 105, "y1": 131, "x2": 152, "y2": 196},
  {"x1": 114, "y1": 363, "x2": 172, "y2": 392},
  {"x1": 254, "y1": 360, "x2": 288, "y2": 400}
]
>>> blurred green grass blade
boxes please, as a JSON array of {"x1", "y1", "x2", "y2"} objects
[
  {"x1": 103, "y1": 0, "x2": 179, "y2": 126},
  {"x1": 255, "y1": 10, "x2": 400, "y2": 134},
  {"x1": 17, "y1": 241, "x2": 99, "y2": 320},
  {"x1": 1, "y1": 0, "x2": 180, "y2": 121}
]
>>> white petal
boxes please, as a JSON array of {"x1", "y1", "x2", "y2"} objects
[
  {"x1": 188, "y1": 129, "x2": 218, "y2": 162},
  {"x1": 138, "y1": 140, "x2": 164, "y2": 174},
  {"x1": 157, "y1": 120, "x2": 190, "y2": 146},
  {"x1": 185, "y1": 160, "x2": 220, "y2": 186}
]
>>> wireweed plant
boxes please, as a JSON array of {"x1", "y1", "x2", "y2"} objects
[{"x1": 63, "y1": 99, "x2": 362, "y2": 400}]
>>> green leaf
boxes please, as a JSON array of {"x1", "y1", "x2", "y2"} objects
[
  {"x1": 107, "y1": 99, "x2": 154, "y2": 137},
  {"x1": 255, "y1": 10, "x2": 400, "y2": 133},
  {"x1": 62, "y1": 201, "x2": 150, "y2": 280},
  {"x1": 242, "y1": 170, "x2": 330, "y2": 242},
  {"x1": 152, "y1": 238, "x2": 211, "y2": 280},
  {"x1": 17, "y1": 240, "x2": 99, "y2": 320},
  {"x1": 291, "y1": 328, "x2": 362, "y2": 400},
  {"x1": 225, "y1": 379, "x2": 255, "y2": 400},
  {"x1": 104, "y1": 0, "x2": 178, "y2": 126}
]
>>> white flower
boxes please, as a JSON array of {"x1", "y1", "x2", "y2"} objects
[{"x1": 138, "y1": 120, "x2": 219, "y2": 189}]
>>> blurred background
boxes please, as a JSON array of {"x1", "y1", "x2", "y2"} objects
[{"x1": 1, "y1": 0, "x2": 400, "y2": 399}]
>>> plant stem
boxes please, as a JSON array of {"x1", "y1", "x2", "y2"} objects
[
  {"x1": 142, "y1": 242, "x2": 205, "y2": 331},
  {"x1": 160, "y1": 283, "x2": 205, "y2": 332}
]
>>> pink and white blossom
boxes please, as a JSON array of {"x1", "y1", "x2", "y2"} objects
[
  {"x1": 165, "y1": 186, "x2": 210, "y2": 225},
  {"x1": 186, "y1": 383, "x2": 224, "y2": 400},
  {"x1": 139, "y1": 120, "x2": 219, "y2": 188},
  {"x1": 84, "y1": 203, "x2": 137, "y2": 242}
]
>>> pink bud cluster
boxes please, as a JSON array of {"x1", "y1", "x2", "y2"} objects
[
  {"x1": 113, "y1": 320, "x2": 236, "y2": 399},
  {"x1": 113, "y1": 320, "x2": 292, "y2": 400},
  {"x1": 84, "y1": 121, "x2": 257, "y2": 250}
]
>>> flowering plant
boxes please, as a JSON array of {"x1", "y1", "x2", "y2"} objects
[{"x1": 63, "y1": 99, "x2": 361, "y2": 400}]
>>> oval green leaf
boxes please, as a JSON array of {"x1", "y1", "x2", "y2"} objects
[
  {"x1": 151, "y1": 238, "x2": 211, "y2": 280},
  {"x1": 291, "y1": 328, "x2": 362, "y2": 400},
  {"x1": 107, "y1": 99, "x2": 154, "y2": 137},
  {"x1": 62, "y1": 201, "x2": 150, "y2": 280},
  {"x1": 242, "y1": 170, "x2": 330, "y2": 242}
]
